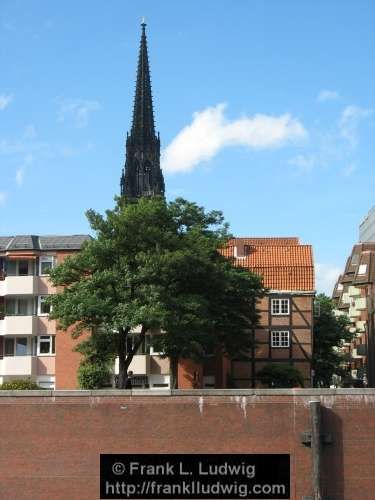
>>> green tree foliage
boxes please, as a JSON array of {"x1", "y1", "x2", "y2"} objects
[
  {"x1": 257, "y1": 363, "x2": 304, "y2": 388},
  {"x1": 48, "y1": 196, "x2": 265, "y2": 388},
  {"x1": 312, "y1": 293, "x2": 354, "y2": 387}
]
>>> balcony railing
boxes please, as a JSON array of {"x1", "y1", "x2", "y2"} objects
[
  {"x1": 1, "y1": 315, "x2": 37, "y2": 336},
  {"x1": 0, "y1": 355, "x2": 37, "y2": 377}
]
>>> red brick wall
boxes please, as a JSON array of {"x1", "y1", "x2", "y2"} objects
[
  {"x1": 0, "y1": 390, "x2": 374, "y2": 500},
  {"x1": 54, "y1": 251, "x2": 88, "y2": 389}
]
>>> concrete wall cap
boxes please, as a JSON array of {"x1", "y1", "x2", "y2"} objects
[{"x1": 1, "y1": 388, "x2": 375, "y2": 397}]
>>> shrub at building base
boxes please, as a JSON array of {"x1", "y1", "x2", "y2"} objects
[
  {"x1": 77, "y1": 362, "x2": 112, "y2": 390},
  {"x1": 257, "y1": 364, "x2": 304, "y2": 388},
  {"x1": 0, "y1": 379, "x2": 42, "y2": 390}
]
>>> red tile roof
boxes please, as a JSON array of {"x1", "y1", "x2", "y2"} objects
[
  {"x1": 221, "y1": 238, "x2": 315, "y2": 291},
  {"x1": 228, "y1": 237, "x2": 300, "y2": 246}
]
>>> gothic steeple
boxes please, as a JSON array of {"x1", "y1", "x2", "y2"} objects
[{"x1": 120, "y1": 22, "x2": 165, "y2": 199}]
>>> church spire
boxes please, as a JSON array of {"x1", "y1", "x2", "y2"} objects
[
  {"x1": 131, "y1": 21, "x2": 155, "y2": 144},
  {"x1": 120, "y1": 22, "x2": 165, "y2": 199}
]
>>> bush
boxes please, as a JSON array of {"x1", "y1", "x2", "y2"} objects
[
  {"x1": 0, "y1": 379, "x2": 42, "y2": 390},
  {"x1": 257, "y1": 363, "x2": 304, "y2": 388},
  {"x1": 78, "y1": 362, "x2": 112, "y2": 389}
]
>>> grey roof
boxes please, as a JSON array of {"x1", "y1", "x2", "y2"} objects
[{"x1": 0, "y1": 235, "x2": 91, "y2": 251}]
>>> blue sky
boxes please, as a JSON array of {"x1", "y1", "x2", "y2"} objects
[{"x1": 1, "y1": 0, "x2": 374, "y2": 294}]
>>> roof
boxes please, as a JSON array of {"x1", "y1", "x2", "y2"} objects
[
  {"x1": 221, "y1": 238, "x2": 315, "y2": 291},
  {"x1": 228, "y1": 237, "x2": 299, "y2": 246},
  {"x1": 333, "y1": 243, "x2": 375, "y2": 301},
  {"x1": 0, "y1": 235, "x2": 91, "y2": 251}
]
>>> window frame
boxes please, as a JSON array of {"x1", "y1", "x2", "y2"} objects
[
  {"x1": 271, "y1": 298, "x2": 290, "y2": 316},
  {"x1": 271, "y1": 330, "x2": 290, "y2": 348},
  {"x1": 38, "y1": 295, "x2": 52, "y2": 316},
  {"x1": 358, "y1": 264, "x2": 367, "y2": 275},
  {"x1": 37, "y1": 335, "x2": 56, "y2": 356},
  {"x1": 4, "y1": 336, "x2": 29, "y2": 356},
  {"x1": 39, "y1": 255, "x2": 55, "y2": 276}
]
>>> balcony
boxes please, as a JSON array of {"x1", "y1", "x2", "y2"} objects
[
  {"x1": 356, "y1": 321, "x2": 366, "y2": 332},
  {"x1": 0, "y1": 276, "x2": 56, "y2": 296},
  {"x1": 0, "y1": 356, "x2": 37, "y2": 377},
  {"x1": 355, "y1": 297, "x2": 367, "y2": 310},
  {"x1": 348, "y1": 286, "x2": 361, "y2": 297},
  {"x1": 2, "y1": 276, "x2": 37, "y2": 295},
  {"x1": 348, "y1": 307, "x2": 360, "y2": 319},
  {"x1": 2, "y1": 316, "x2": 37, "y2": 335}
]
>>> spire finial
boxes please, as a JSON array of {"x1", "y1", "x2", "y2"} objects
[{"x1": 141, "y1": 17, "x2": 146, "y2": 28}]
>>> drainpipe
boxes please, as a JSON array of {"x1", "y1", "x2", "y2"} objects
[{"x1": 310, "y1": 401, "x2": 322, "y2": 500}]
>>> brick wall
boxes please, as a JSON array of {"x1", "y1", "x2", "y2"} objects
[{"x1": 0, "y1": 389, "x2": 374, "y2": 500}]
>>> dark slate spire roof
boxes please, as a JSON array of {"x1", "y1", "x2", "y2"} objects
[
  {"x1": 120, "y1": 22, "x2": 165, "y2": 199},
  {"x1": 131, "y1": 22, "x2": 155, "y2": 145},
  {"x1": 0, "y1": 235, "x2": 91, "y2": 251}
]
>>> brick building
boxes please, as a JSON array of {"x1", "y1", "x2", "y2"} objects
[
  {"x1": 332, "y1": 242, "x2": 375, "y2": 386},
  {"x1": 0, "y1": 235, "x2": 91, "y2": 388},
  {"x1": 178, "y1": 237, "x2": 315, "y2": 389}
]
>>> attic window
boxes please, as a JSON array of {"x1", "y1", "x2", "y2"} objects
[
  {"x1": 358, "y1": 264, "x2": 367, "y2": 275},
  {"x1": 234, "y1": 243, "x2": 247, "y2": 258}
]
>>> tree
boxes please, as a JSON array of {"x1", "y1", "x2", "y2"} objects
[
  {"x1": 312, "y1": 293, "x2": 354, "y2": 387},
  {"x1": 48, "y1": 196, "x2": 265, "y2": 388},
  {"x1": 257, "y1": 364, "x2": 304, "y2": 388}
]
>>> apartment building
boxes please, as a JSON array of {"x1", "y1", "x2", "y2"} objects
[
  {"x1": 360, "y1": 205, "x2": 375, "y2": 243},
  {"x1": 0, "y1": 235, "x2": 91, "y2": 388},
  {"x1": 332, "y1": 242, "x2": 375, "y2": 386},
  {"x1": 178, "y1": 237, "x2": 316, "y2": 389}
]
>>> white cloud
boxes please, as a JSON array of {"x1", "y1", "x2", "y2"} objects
[
  {"x1": 0, "y1": 192, "x2": 7, "y2": 205},
  {"x1": 162, "y1": 103, "x2": 307, "y2": 173},
  {"x1": 317, "y1": 90, "x2": 339, "y2": 102},
  {"x1": 315, "y1": 263, "x2": 342, "y2": 295},
  {"x1": 0, "y1": 94, "x2": 13, "y2": 110},
  {"x1": 57, "y1": 98, "x2": 100, "y2": 128},
  {"x1": 339, "y1": 105, "x2": 374, "y2": 146}
]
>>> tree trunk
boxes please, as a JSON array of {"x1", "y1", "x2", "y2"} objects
[
  {"x1": 117, "y1": 326, "x2": 147, "y2": 389},
  {"x1": 117, "y1": 328, "x2": 128, "y2": 389},
  {"x1": 170, "y1": 356, "x2": 178, "y2": 389}
]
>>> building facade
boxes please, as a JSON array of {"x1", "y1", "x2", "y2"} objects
[
  {"x1": 360, "y1": 205, "x2": 375, "y2": 243},
  {"x1": 178, "y1": 237, "x2": 315, "y2": 389},
  {"x1": 0, "y1": 235, "x2": 91, "y2": 388},
  {"x1": 332, "y1": 242, "x2": 375, "y2": 386}
]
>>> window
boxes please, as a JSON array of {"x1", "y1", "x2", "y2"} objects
[
  {"x1": 39, "y1": 256, "x2": 55, "y2": 276},
  {"x1": 5, "y1": 297, "x2": 34, "y2": 316},
  {"x1": 18, "y1": 260, "x2": 29, "y2": 276},
  {"x1": 358, "y1": 264, "x2": 367, "y2": 275},
  {"x1": 15, "y1": 337, "x2": 28, "y2": 355},
  {"x1": 37, "y1": 336, "x2": 55, "y2": 355},
  {"x1": 351, "y1": 253, "x2": 359, "y2": 265},
  {"x1": 271, "y1": 298, "x2": 290, "y2": 315},
  {"x1": 5, "y1": 260, "x2": 34, "y2": 276},
  {"x1": 38, "y1": 296, "x2": 51, "y2": 316},
  {"x1": 4, "y1": 337, "x2": 28, "y2": 356},
  {"x1": 271, "y1": 331, "x2": 290, "y2": 348},
  {"x1": 5, "y1": 338, "x2": 14, "y2": 356}
]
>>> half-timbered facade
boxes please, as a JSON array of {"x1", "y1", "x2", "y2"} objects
[{"x1": 178, "y1": 237, "x2": 315, "y2": 389}]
